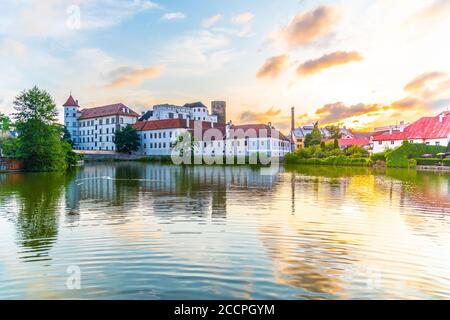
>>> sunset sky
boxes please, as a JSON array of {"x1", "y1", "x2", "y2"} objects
[{"x1": 1, "y1": 0, "x2": 450, "y2": 132}]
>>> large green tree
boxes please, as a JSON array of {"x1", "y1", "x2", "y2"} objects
[
  {"x1": 13, "y1": 86, "x2": 69, "y2": 171},
  {"x1": 0, "y1": 113, "x2": 12, "y2": 136},
  {"x1": 114, "y1": 125, "x2": 140, "y2": 153},
  {"x1": 304, "y1": 122, "x2": 323, "y2": 147}
]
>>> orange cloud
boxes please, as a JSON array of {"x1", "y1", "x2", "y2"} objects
[
  {"x1": 298, "y1": 71, "x2": 450, "y2": 130},
  {"x1": 280, "y1": 5, "x2": 339, "y2": 47},
  {"x1": 297, "y1": 51, "x2": 363, "y2": 75},
  {"x1": 238, "y1": 107, "x2": 291, "y2": 130},
  {"x1": 414, "y1": 0, "x2": 450, "y2": 21},
  {"x1": 256, "y1": 54, "x2": 289, "y2": 79},
  {"x1": 404, "y1": 71, "x2": 447, "y2": 94},
  {"x1": 108, "y1": 65, "x2": 162, "y2": 88}
]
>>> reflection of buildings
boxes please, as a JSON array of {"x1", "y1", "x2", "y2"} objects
[{"x1": 65, "y1": 163, "x2": 282, "y2": 222}]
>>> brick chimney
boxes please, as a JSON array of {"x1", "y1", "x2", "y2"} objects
[{"x1": 291, "y1": 107, "x2": 295, "y2": 134}]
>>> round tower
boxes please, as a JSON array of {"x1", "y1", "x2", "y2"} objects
[{"x1": 63, "y1": 95, "x2": 80, "y2": 147}]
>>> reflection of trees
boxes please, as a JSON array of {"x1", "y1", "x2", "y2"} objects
[
  {"x1": 385, "y1": 169, "x2": 450, "y2": 212},
  {"x1": 0, "y1": 171, "x2": 74, "y2": 261}
]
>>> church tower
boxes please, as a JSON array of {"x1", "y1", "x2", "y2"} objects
[{"x1": 63, "y1": 95, "x2": 80, "y2": 148}]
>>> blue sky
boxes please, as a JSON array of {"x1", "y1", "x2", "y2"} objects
[{"x1": 1, "y1": 0, "x2": 450, "y2": 131}]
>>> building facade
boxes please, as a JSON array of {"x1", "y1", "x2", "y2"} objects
[
  {"x1": 133, "y1": 120, "x2": 291, "y2": 158},
  {"x1": 63, "y1": 95, "x2": 140, "y2": 151},
  {"x1": 372, "y1": 111, "x2": 450, "y2": 153}
]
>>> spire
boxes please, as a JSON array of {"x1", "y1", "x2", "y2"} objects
[{"x1": 63, "y1": 95, "x2": 79, "y2": 107}]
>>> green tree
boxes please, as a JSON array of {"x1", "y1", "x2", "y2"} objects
[
  {"x1": 304, "y1": 122, "x2": 323, "y2": 147},
  {"x1": 345, "y1": 145, "x2": 369, "y2": 158},
  {"x1": 0, "y1": 113, "x2": 12, "y2": 136},
  {"x1": 333, "y1": 138, "x2": 339, "y2": 149},
  {"x1": 327, "y1": 125, "x2": 342, "y2": 139},
  {"x1": 63, "y1": 126, "x2": 74, "y2": 147},
  {"x1": 13, "y1": 86, "x2": 68, "y2": 171},
  {"x1": 114, "y1": 125, "x2": 140, "y2": 153}
]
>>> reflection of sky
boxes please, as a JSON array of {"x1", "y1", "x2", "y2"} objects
[{"x1": 1, "y1": 165, "x2": 450, "y2": 299}]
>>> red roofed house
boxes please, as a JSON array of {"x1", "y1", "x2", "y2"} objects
[
  {"x1": 63, "y1": 95, "x2": 140, "y2": 151},
  {"x1": 372, "y1": 111, "x2": 450, "y2": 153}
]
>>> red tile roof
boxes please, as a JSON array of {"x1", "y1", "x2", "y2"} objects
[
  {"x1": 79, "y1": 103, "x2": 140, "y2": 120},
  {"x1": 373, "y1": 112, "x2": 450, "y2": 141},
  {"x1": 338, "y1": 138, "x2": 371, "y2": 146},
  {"x1": 133, "y1": 121, "x2": 289, "y2": 141},
  {"x1": 231, "y1": 124, "x2": 290, "y2": 141},
  {"x1": 63, "y1": 95, "x2": 79, "y2": 107},
  {"x1": 133, "y1": 119, "x2": 222, "y2": 131}
]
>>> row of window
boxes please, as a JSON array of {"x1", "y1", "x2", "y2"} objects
[
  {"x1": 143, "y1": 142, "x2": 173, "y2": 149},
  {"x1": 80, "y1": 127, "x2": 115, "y2": 136},
  {"x1": 81, "y1": 117, "x2": 123, "y2": 127},
  {"x1": 81, "y1": 136, "x2": 114, "y2": 143},
  {"x1": 378, "y1": 140, "x2": 442, "y2": 145},
  {"x1": 66, "y1": 117, "x2": 126, "y2": 128},
  {"x1": 143, "y1": 131, "x2": 177, "y2": 139}
]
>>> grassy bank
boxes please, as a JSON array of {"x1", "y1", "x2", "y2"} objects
[{"x1": 285, "y1": 154, "x2": 370, "y2": 167}]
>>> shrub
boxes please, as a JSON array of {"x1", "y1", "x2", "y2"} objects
[
  {"x1": 416, "y1": 158, "x2": 450, "y2": 166},
  {"x1": 386, "y1": 141, "x2": 446, "y2": 168},
  {"x1": 370, "y1": 152, "x2": 386, "y2": 162}
]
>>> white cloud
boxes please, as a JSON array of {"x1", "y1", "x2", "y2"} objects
[
  {"x1": 202, "y1": 14, "x2": 222, "y2": 28},
  {"x1": 0, "y1": 0, "x2": 159, "y2": 38},
  {"x1": 231, "y1": 12, "x2": 254, "y2": 24},
  {"x1": 157, "y1": 30, "x2": 238, "y2": 76},
  {"x1": 161, "y1": 11, "x2": 186, "y2": 20}
]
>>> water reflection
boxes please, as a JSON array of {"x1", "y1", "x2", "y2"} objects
[{"x1": 0, "y1": 163, "x2": 449, "y2": 299}]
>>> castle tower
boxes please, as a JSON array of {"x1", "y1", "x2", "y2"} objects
[
  {"x1": 63, "y1": 95, "x2": 80, "y2": 148},
  {"x1": 211, "y1": 101, "x2": 226, "y2": 124}
]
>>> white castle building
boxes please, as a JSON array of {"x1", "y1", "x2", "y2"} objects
[
  {"x1": 139, "y1": 102, "x2": 218, "y2": 123},
  {"x1": 63, "y1": 95, "x2": 140, "y2": 151},
  {"x1": 64, "y1": 95, "x2": 290, "y2": 157}
]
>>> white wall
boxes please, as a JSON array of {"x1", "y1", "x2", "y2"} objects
[{"x1": 372, "y1": 138, "x2": 449, "y2": 153}]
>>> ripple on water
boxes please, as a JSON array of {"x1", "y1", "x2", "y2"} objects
[{"x1": 0, "y1": 164, "x2": 450, "y2": 299}]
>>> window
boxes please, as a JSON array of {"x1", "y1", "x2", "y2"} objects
[
  {"x1": 378, "y1": 141, "x2": 382, "y2": 145},
  {"x1": 99, "y1": 119, "x2": 103, "y2": 125},
  {"x1": 112, "y1": 118, "x2": 115, "y2": 124},
  {"x1": 144, "y1": 143, "x2": 147, "y2": 149},
  {"x1": 435, "y1": 141, "x2": 440, "y2": 145},
  {"x1": 391, "y1": 141, "x2": 395, "y2": 145},
  {"x1": 144, "y1": 133, "x2": 147, "y2": 139}
]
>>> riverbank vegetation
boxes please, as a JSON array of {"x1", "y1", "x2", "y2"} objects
[
  {"x1": 0, "y1": 87, "x2": 79, "y2": 172},
  {"x1": 384, "y1": 141, "x2": 447, "y2": 168},
  {"x1": 286, "y1": 139, "x2": 449, "y2": 169},
  {"x1": 285, "y1": 141, "x2": 371, "y2": 167}
]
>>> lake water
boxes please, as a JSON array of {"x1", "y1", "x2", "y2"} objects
[{"x1": 0, "y1": 162, "x2": 449, "y2": 299}]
